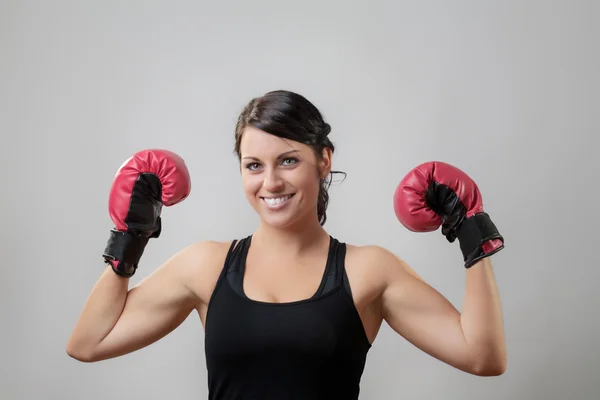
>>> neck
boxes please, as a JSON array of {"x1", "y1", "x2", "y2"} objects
[{"x1": 253, "y1": 216, "x2": 329, "y2": 256}]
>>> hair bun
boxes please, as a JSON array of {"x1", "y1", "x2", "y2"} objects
[{"x1": 322, "y1": 123, "x2": 331, "y2": 136}]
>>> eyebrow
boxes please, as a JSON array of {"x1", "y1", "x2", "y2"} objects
[{"x1": 242, "y1": 149, "x2": 300, "y2": 161}]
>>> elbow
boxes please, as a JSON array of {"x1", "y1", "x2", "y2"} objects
[
  {"x1": 66, "y1": 341, "x2": 97, "y2": 363},
  {"x1": 472, "y1": 362, "x2": 506, "y2": 377},
  {"x1": 471, "y1": 356, "x2": 507, "y2": 377},
  {"x1": 66, "y1": 347, "x2": 93, "y2": 363}
]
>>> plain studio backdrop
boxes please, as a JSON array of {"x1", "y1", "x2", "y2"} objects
[{"x1": 1, "y1": 1, "x2": 598, "y2": 399}]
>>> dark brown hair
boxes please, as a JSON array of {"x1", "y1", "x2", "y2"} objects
[{"x1": 234, "y1": 90, "x2": 346, "y2": 225}]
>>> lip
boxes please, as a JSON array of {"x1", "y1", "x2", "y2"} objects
[
  {"x1": 260, "y1": 194, "x2": 295, "y2": 199},
  {"x1": 260, "y1": 193, "x2": 295, "y2": 210}
]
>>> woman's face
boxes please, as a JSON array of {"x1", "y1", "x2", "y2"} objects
[{"x1": 239, "y1": 126, "x2": 331, "y2": 230}]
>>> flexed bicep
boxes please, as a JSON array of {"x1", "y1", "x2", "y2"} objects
[{"x1": 378, "y1": 250, "x2": 476, "y2": 374}]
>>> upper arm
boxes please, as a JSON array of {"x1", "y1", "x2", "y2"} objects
[
  {"x1": 376, "y1": 247, "x2": 475, "y2": 373},
  {"x1": 92, "y1": 240, "x2": 221, "y2": 361}
]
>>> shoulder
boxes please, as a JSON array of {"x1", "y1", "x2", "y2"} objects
[
  {"x1": 166, "y1": 240, "x2": 232, "y2": 271},
  {"x1": 181, "y1": 239, "x2": 235, "y2": 260},
  {"x1": 344, "y1": 243, "x2": 400, "y2": 268},
  {"x1": 165, "y1": 239, "x2": 239, "y2": 304},
  {"x1": 344, "y1": 243, "x2": 422, "y2": 285}
]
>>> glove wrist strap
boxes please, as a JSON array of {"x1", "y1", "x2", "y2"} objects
[
  {"x1": 456, "y1": 212, "x2": 504, "y2": 268},
  {"x1": 102, "y1": 229, "x2": 150, "y2": 277}
]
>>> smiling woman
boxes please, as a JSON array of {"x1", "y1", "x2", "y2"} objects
[
  {"x1": 67, "y1": 89, "x2": 507, "y2": 400},
  {"x1": 234, "y1": 90, "x2": 346, "y2": 227}
]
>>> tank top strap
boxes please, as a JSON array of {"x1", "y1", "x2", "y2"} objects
[
  {"x1": 321, "y1": 237, "x2": 354, "y2": 299},
  {"x1": 224, "y1": 235, "x2": 251, "y2": 298},
  {"x1": 317, "y1": 236, "x2": 355, "y2": 298},
  {"x1": 338, "y1": 242, "x2": 354, "y2": 299},
  {"x1": 206, "y1": 238, "x2": 240, "y2": 310}
]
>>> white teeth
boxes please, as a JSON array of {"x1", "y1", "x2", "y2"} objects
[{"x1": 263, "y1": 195, "x2": 291, "y2": 206}]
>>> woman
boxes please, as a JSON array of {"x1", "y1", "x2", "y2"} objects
[{"x1": 66, "y1": 90, "x2": 507, "y2": 399}]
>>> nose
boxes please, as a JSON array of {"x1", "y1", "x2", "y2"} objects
[{"x1": 263, "y1": 167, "x2": 284, "y2": 192}]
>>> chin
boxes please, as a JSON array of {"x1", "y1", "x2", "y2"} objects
[
  {"x1": 259, "y1": 206, "x2": 301, "y2": 230},
  {"x1": 261, "y1": 218, "x2": 294, "y2": 230},
  {"x1": 259, "y1": 211, "x2": 298, "y2": 230}
]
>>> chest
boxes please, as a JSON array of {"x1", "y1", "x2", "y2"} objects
[
  {"x1": 204, "y1": 281, "x2": 371, "y2": 367},
  {"x1": 241, "y1": 249, "x2": 383, "y2": 308},
  {"x1": 210, "y1": 297, "x2": 335, "y2": 358},
  {"x1": 242, "y1": 255, "x2": 329, "y2": 304},
  {"x1": 203, "y1": 280, "x2": 371, "y2": 399}
]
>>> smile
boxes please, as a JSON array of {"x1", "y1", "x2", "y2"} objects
[{"x1": 261, "y1": 194, "x2": 295, "y2": 209}]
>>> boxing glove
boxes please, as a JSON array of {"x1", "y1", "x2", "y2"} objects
[
  {"x1": 393, "y1": 161, "x2": 504, "y2": 268},
  {"x1": 102, "y1": 149, "x2": 191, "y2": 277}
]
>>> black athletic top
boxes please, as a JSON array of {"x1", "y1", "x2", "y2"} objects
[{"x1": 204, "y1": 235, "x2": 372, "y2": 400}]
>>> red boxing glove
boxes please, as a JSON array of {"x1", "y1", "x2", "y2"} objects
[
  {"x1": 103, "y1": 149, "x2": 191, "y2": 277},
  {"x1": 393, "y1": 161, "x2": 504, "y2": 268}
]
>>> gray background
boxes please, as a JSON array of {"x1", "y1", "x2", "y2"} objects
[{"x1": 1, "y1": 1, "x2": 598, "y2": 399}]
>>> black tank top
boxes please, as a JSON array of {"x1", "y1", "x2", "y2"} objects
[{"x1": 204, "y1": 235, "x2": 372, "y2": 400}]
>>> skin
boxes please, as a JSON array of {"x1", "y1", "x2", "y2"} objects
[{"x1": 66, "y1": 126, "x2": 507, "y2": 377}]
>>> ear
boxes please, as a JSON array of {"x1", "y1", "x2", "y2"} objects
[{"x1": 319, "y1": 147, "x2": 333, "y2": 178}]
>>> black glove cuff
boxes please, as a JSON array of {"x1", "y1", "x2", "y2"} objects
[
  {"x1": 102, "y1": 229, "x2": 150, "y2": 277},
  {"x1": 456, "y1": 212, "x2": 504, "y2": 268}
]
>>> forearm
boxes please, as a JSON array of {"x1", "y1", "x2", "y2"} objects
[
  {"x1": 459, "y1": 257, "x2": 506, "y2": 374},
  {"x1": 66, "y1": 266, "x2": 129, "y2": 360}
]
